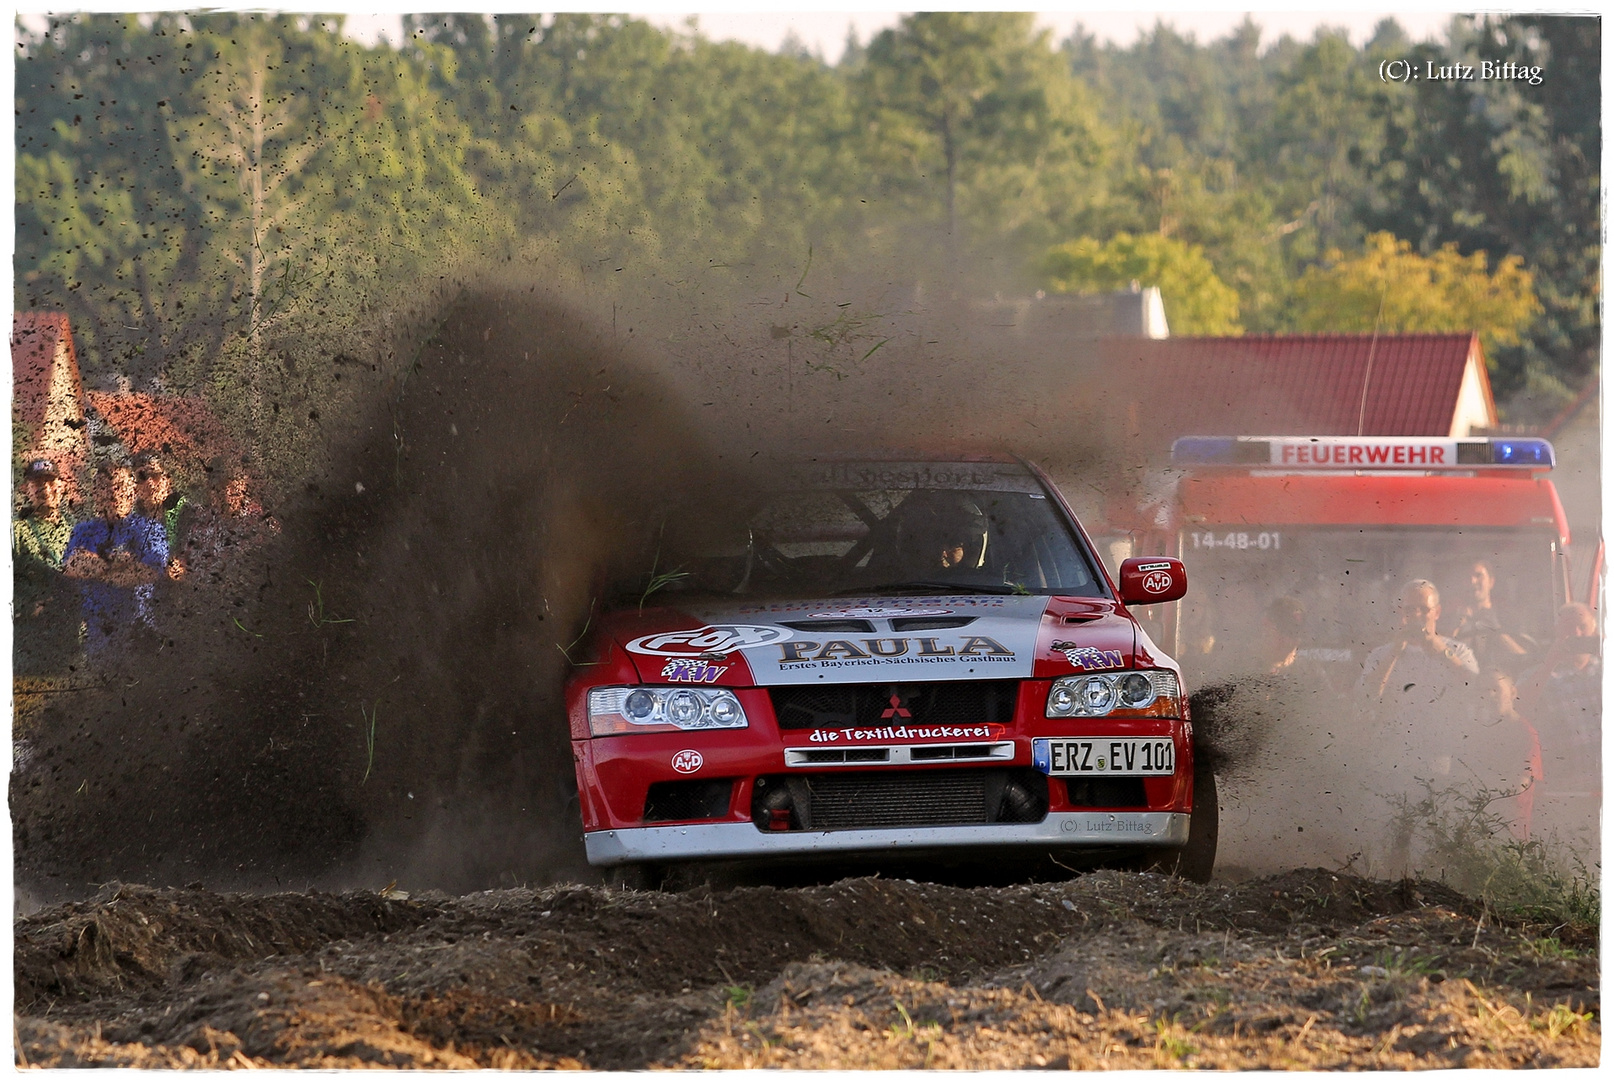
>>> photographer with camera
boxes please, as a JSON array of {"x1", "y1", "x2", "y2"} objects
[{"x1": 1357, "y1": 579, "x2": 1479, "y2": 713}]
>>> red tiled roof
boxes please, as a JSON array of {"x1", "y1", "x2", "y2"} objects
[
  {"x1": 84, "y1": 390, "x2": 243, "y2": 475},
  {"x1": 1096, "y1": 333, "x2": 1492, "y2": 443}
]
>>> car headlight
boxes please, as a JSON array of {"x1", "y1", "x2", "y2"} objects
[
  {"x1": 588, "y1": 686, "x2": 750, "y2": 736},
  {"x1": 1046, "y1": 670, "x2": 1179, "y2": 717}
]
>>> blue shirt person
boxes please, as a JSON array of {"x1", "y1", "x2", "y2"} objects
[{"x1": 62, "y1": 465, "x2": 169, "y2": 659}]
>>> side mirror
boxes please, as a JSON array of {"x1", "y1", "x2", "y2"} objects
[{"x1": 1118, "y1": 556, "x2": 1187, "y2": 605}]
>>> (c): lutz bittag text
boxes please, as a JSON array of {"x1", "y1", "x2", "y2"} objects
[{"x1": 1379, "y1": 59, "x2": 1543, "y2": 85}]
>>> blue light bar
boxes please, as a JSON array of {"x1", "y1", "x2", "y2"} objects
[
  {"x1": 1170, "y1": 437, "x2": 1269, "y2": 464},
  {"x1": 1490, "y1": 438, "x2": 1554, "y2": 467}
]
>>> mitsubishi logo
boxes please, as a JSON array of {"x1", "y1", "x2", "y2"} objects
[{"x1": 880, "y1": 689, "x2": 912, "y2": 719}]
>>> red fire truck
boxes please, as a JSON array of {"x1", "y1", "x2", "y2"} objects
[
  {"x1": 1151, "y1": 435, "x2": 1569, "y2": 685},
  {"x1": 1100, "y1": 434, "x2": 1595, "y2": 854}
]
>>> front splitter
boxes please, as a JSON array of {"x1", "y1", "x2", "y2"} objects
[{"x1": 584, "y1": 811, "x2": 1190, "y2": 866}]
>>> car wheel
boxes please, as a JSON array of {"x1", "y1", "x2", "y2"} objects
[
  {"x1": 1178, "y1": 756, "x2": 1219, "y2": 882},
  {"x1": 1121, "y1": 755, "x2": 1218, "y2": 883}
]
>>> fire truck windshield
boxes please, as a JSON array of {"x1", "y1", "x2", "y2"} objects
[{"x1": 1176, "y1": 526, "x2": 1561, "y2": 687}]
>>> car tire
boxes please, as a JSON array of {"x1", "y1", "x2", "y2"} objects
[
  {"x1": 1126, "y1": 754, "x2": 1218, "y2": 883},
  {"x1": 1174, "y1": 756, "x2": 1219, "y2": 882}
]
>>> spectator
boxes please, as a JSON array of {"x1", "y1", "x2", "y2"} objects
[
  {"x1": 62, "y1": 463, "x2": 169, "y2": 659},
  {"x1": 133, "y1": 452, "x2": 191, "y2": 555},
  {"x1": 1353, "y1": 580, "x2": 1482, "y2": 874},
  {"x1": 1444, "y1": 560, "x2": 1532, "y2": 673},
  {"x1": 130, "y1": 453, "x2": 187, "y2": 631},
  {"x1": 1356, "y1": 579, "x2": 1479, "y2": 716},
  {"x1": 13, "y1": 459, "x2": 80, "y2": 673},
  {"x1": 1259, "y1": 596, "x2": 1331, "y2": 685},
  {"x1": 13, "y1": 458, "x2": 75, "y2": 571},
  {"x1": 1480, "y1": 670, "x2": 1541, "y2": 841},
  {"x1": 1518, "y1": 603, "x2": 1600, "y2": 823}
]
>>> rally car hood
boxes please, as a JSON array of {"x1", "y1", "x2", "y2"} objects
[{"x1": 600, "y1": 594, "x2": 1141, "y2": 686}]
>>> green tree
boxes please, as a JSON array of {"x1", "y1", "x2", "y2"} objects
[
  {"x1": 177, "y1": 18, "x2": 365, "y2": 366},
  {"x1": 405, "y1": 14, "x2": 868, "y2": 276},
  {"x1": 168, "y1": 13, "x2": 499, "y2": 434},
  {"x1": 15, "y1": 14, "x2": 215, "y2": 383},
  {"x1": 1062, "y1": 19, "x2": 1395, "y2": 332},
  {"x1": 859, "y1": 13, "x2": 1107, "y2": 261},
  {"x1": 1253, "y1": 29, "x2": 1389, "y2": 257},
  {"x1": 1040, "y1": 231, "x2": 1241, "y2": 334},
  {"x1": 1288, "y1": 232, "x2": 1540, "y2": 352},
  {"x1": 1360, "y1": 15, "x2": 1599, "y2": 411}
]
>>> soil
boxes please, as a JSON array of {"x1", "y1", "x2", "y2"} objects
[{"x1": 14, "y1": 867, "x2": 1597, "y2": 1069}]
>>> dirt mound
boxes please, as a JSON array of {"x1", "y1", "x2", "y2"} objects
[
  {"x1": 1087, "y1": 866, "x2": 1479, "y2": 935},
  {"x1": 19, "y1": 971, "x2": 483, "y2": 1069},
  {"x1": 14, "y1": 883, "x2": 435, "y2": 1007},
  {"x1": 14, "y1": 871, "x2": 1597, "y2": 1069}
]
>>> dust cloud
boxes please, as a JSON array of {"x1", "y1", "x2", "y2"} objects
[
  {"x1": 12, "y1": 259, "x2": 1565, "y2": 900},
  {"x1": 12, "y1": 261, "x2": 1147, "y2": 900}
]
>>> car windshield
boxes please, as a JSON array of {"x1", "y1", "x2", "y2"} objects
[{"x1": 661, "y1": 460, "x2": 1108, "y2": 599}]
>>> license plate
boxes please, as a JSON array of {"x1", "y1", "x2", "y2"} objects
[{"x1": 1033, "y1": 738, "x2": 1175, "y2": 776}]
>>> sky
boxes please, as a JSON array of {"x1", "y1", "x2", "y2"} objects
[
  {"x1": 16, "y1": 6, "x2": 1576, "y2": 58},
  {"x1": 322, "y1": 7, "x2": 1463, "y2": 58}
]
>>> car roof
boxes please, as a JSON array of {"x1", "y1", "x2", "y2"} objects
[{"x1": 774, "y1": 448, "x2": 1026, "y2": 466}]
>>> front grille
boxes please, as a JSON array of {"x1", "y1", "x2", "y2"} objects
[
  {"x1": 643, "y1": 779, "x2": 735, "y2": 822},
  {"x1": 770, "y1": 681, "x2": 1019, "y2": 730},
  {"x1": 910, "y1": 744, "x2": 1001, "y2": 761},
  {"x1": 790, "y1": 748, "x2": 891, "y2": 764},
  {"x1": 751, "y1": 768, "x2": 1047, "y2": 831},
  {"x1": 810, "y1": 772, "x2": 985, "y2": 829}
]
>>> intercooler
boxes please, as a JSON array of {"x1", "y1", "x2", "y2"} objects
[{"x1": 751, "y1": 767, "x2": 1048, "y2": 831}]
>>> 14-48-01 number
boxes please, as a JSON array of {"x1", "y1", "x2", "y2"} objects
[{"x1": 1191, "y1": 530, "x2": 1282, "y2": 551}]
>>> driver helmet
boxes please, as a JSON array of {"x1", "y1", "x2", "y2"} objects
[{"x1": 901, "y1": 492, "x2": 988, "y2": 571}]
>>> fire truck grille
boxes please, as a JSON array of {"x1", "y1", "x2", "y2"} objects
[
  {"x1": 752, "y1": 768, "x2": 1047, "y2": 831},
  {"x1": 770, "y1": 681, "x2": 1020, "y2": 730}
]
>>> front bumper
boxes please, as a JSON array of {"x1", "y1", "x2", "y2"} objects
[{"x1": 584, "y1": 810, "x2": 1190, "y2": 866}]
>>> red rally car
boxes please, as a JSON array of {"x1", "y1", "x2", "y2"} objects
[{"x1": 566, "y1": 455, "x2": 1216, "y2": 881}]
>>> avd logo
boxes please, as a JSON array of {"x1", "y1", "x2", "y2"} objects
[
  {"x1": 1142, "y1": 570, "x2": 1174, "y2": 594},
  {"x1": 671, "y1": 750, "x2": 704, "y2": 774}
]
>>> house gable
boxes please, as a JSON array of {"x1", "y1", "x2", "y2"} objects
[{"x1": 12, "y1": 311, "x2": 88, "y2": 469}]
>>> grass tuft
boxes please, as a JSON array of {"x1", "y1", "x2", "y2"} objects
[
  {"x1": 1395, "y1": 781, "x2": 1599, "y2": 936},
  {"x1": 306, "y1": 579, "x2": 354, "y2": 629}
]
